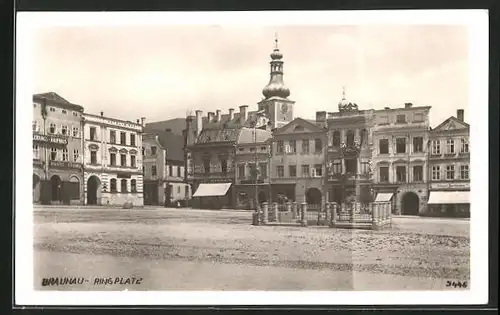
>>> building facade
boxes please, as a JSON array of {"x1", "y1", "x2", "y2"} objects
[
  {"x1": 32, "y1": 92, "x2": 85, "y2": 205},
  {"x1": 82, "y1": 112, "x2": 144, "y2": 206},
  {"x1": 324, "y1": 93, "x2": 374, "y2": 206},
  {"x1": 270, "y1": 118, "x2": 327, "y2": 206},
  {"x1": 142, "y1": 129, "x2": 191, "y2": 206},
  {"x1": 427, "y1": 109, "x2": 470, "y2": 217},
  {"x1": 371, "y1": 103, "x2": 431, "y2": 215}
]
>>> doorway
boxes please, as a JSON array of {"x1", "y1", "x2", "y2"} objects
[
  {"x1": 50, "y1": 175, "x2": 62, "y2": 202},
  {"x1": 401, "y1": 191, "x2": 420, "y2": 215},
  {"x1": 33, "y1": 174, "x2": 41, "y2": 203},
  {"x1": 87, "y1": 176, "x2": 100, "y2": 205}
]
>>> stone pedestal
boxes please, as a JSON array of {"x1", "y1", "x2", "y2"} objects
[
  {"x1": 286, "y1": 202, "x2": 292, "y2": 213},
  {"x1": 292, "y1": 202, "x2": 298, "y2": 219},
  {"x1": 325, "y1": 202, "x2": 331, "y2": 223},
  {"x1": 300, "y1": 202, "x2": 308, "y2": 227},
  {"x1": 262, "y1": 202, "x2": 268, "y2": 225},
  {"x1": 330, "y1": 203, "x2": 337, "y2": 227},
  {"x1": 273, "y1": 202, "x2": 279, "y2": 223},
  {"x1": 350, "y1": 203, "x2": 355, "y2": 223},
  {"x1": 372, "y1": 203, "x2": 379, "y2": 230}
]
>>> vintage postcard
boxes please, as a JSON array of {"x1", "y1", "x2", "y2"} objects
[{"x1": 15, "y1": 10, "x2": 489, "y2": 306}]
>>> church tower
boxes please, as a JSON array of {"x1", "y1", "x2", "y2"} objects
[{"x1": 258, "y1": 34, "x2": 295, "y2": 129}]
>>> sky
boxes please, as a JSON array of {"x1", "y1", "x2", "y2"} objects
[{"x1": 33, "y1": 24, "x2": 469, "y2": 128}]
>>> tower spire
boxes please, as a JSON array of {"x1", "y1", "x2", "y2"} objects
[
  {"x1": 262, "y1": 35, "x2": 290, "y2": 99},
  {"x1": 342, "y1": 86, "x2": 346, "y2": 100}
]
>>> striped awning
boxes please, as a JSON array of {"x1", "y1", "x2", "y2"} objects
[
  {"x1": 192, "y1": 183, "x2": 232, "y2": 197},
  {"x1": 374, "y1": 193, "x2": 394, "y2": 202},
  {"x1": 427, "y1": 191, "x2": 470, "y2": 204}
]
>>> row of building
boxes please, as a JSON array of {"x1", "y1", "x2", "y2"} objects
[
  {"x1": 32, "y1": 92, "x2": 190, "y2": 207},
  {"x1": 146, "y1": 38, "x2": 469, "y2": 217}
]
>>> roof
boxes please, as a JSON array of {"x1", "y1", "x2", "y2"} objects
[
  {"x1": 145, "y1": 130, "x2": 185, "y2": 162},
  {"x1": 198, "y1": 110, "x2": 262, "y2": 129},
  {"x1": 431, "y1": 116, "x2": 470, "y2": 131},
  {"x1": 33, "y1": 92, "x2": 84, "y2": 112},
  {"x1": 237, "y1": 128, "x2": 272, "y2": 144},
  {"x1": 196, "y1": 128, "x2": 241, "y2": 145},
  {"x1": 145, "y1": 118, "x2": 187, "y2": 136}
]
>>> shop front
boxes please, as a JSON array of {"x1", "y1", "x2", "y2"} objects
[
  {"x1": 427, "y1": 182, "x2": 470, "y2": 217},
  {"x1": 192, "y1": 181, "x2": 234, "y2": 209}
]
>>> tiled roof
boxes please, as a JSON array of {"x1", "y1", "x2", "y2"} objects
[
  {"x1": 196, "y1": 128, "x2": 241, "y2": 145},
  {"x1": 237, "y1": 128, "x2": 272, "y2": 144},
  {"x1": 33, "y1": 92, "x2": 71, "y2": 104}
]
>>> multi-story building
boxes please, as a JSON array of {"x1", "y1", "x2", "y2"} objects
[
  {"x1": 324, "y1": 92, "x2": 374, "y2": 205},
  {"x1": 32, "y1": 92, "x2": 85, "y2": 204},
  {"x1": 270, "y1": 117, "x2": 327, "y2": 206},
  {"x1": 142, "y1": 128, "x2": 191, "y2": 206},
  {"x1": 427, "y1": 109, "x2": 470, "y2": 217},
  {"x1": 371, "y1": 103, "x2": 431, "y2": 215},
  {"x1": 82, "y1": 112, "x2": 144, "y2": 206}
]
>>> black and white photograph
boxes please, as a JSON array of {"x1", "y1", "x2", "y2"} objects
[{"x1": 14, "y1": 10, "x2": 489, "y2": 306}]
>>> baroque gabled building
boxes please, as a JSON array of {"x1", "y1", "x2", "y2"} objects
[{"x1": 427, "y1": 109, "x2": 470, "y2": 217}]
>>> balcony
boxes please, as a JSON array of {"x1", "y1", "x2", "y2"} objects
[{"x1": 340, "y1": 143, "x2": 361, "y2": 157}]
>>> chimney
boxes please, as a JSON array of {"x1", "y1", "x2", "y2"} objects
[
  {"x1": 100, "y1": 111, "x2": 104, "y2": 116},
  {"x1": 405, "y1": 102, "x2": 413, "y2": 108},
  {"x1": 195, "y1": 110, "x2": 203, "y2": 133},
  {"x1": 140, "y1": 117, "x2": 146, "y2": 127},
  {"x1": 216, "y1": 109, "x2": 222, "y2": 122},
  {"x1": 316, "y1": 111, "x2": 327, "y2": 122},
  {"x1": 136, "y1": 119, "x2": 140, "y2": 124},
  {"x1": 457, "y1": 109, "x2": 464, "y2": 122},
  {"x1": 207, "y1": 112, "x2": 215, "y2": 121},
  {"x1": 228, "y1": 108, "x2": 234, "y2": 121},
  {"x1": 327, "y1": 112, "x2": 334, "y2": 119},
  {"x1": 239, "y1": 105, "x2": 248, "y2": 125}
]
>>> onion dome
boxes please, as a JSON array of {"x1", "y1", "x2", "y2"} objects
[
  {"x1": 262, "y1": 35, "x2": 290, "y2": 99},
  {"x1": 338, "y1": 86, "x2": 358, "y2": 112}
]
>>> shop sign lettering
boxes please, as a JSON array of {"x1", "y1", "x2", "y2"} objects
[{"x1": 33, "y1": 134, "x2": 68, "y2": 145}]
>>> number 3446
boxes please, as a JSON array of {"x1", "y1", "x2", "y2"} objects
[{"x1": 446, "y1": 281, "x2": 468, "y2": 289}]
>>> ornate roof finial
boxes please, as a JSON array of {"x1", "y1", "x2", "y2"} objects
[
  {"x1": 342, "y1": 86, "x2": 346, "y2": 100},
  {"x1": 262, "y1": 34, "x2": 289, "y2": 99},
  {"x1": 274, "y1": 32, "x2": 279, "y2": 49}
]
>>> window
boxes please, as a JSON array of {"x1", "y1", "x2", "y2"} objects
[
  {"x1": 413, "y1": 112, "x2": 424, "y2": 122},
  {"x1": 360, "y1": 129, "x2": 368, "y2": 146},
  {"x1": 396, "y1": 138, "x2": 406, "y2": 154},
  {"x1": 121, "y1": 179, "x2": 127, "y2": 192},
  {"x1": 110, "y1": 153, "x2": 116, "y2": 166},
  {"x1": 33, "y1": 144, "x2": 39, "y2": 159},
  {"x1": 432, "y1": 166, "x2": 441, "y2": 180},
  {"x1": 396, "y1": 114, "x2": 406, "y2": 124},
  {"x1": 151, "y1": 146, "x2": 157, "y2": 156},
  {"x1": 360, "y1": 162, "x2": 370, "y2": 174},
  {"x1": 260, "y1": 146, "x2": 267, "y2": 151},
  {"x1": 73, "y1": 149, "x2": 79, "y2": 162},
  {"x1": 142, "y1": 147, "x2": 145, "y2": 155},
  {"x1": 379, "y1": 116, "x2": 389, "y2": 125},
  {"x1": 90, "y1": 127, "x2": 97, "y2": 141},
  {"x1": 238, "y1": 165, "x2": 245, "y2": 178},
  {"x1": 50, "y1": 148, "x2": 58, "y2": 161},
  {"x1": 314, "y1": 139, "x2": 322, "y2": 153},
  {"x1": 289, "y1": 165, "x2": 297, "y2": 177},
  {"x1": 110, "y1": 179, "x2": 117, "y2": 192},
  {"x1": 301, "y1": 139, "x2": 310, "y2": 153},
  {"x1": 72, "y1": 127, "x2": 79, "y2": 137},
  {"x1": 446, "y1": 165, "x2": 455, "y2": 180},
  {"x1": 120, "y1": 132, "x2": 126, "y2": 145},
  {"x1": 131, "y1": 179, "x2": 137, "y2": 192},
  {"x1": 460, "y1": 138, "x2": 469, "y2": 153},
  {"x1": 301, "y1": 165, "x2": 310, "y2": 177},
  {"x1": 446, "y1": 139, "x2": 455, "y2": 154},
  {"x1": 314, "y1": 164, "x2": 323, "y2": 177},
  {"x1": 396, "y1": 166, "x2": 406, "y2": 182},
  {"x1": 120, "y1": 154, "x2": 126, "y2": 166},
  {"x1": 259, "y1": 163, "x2": 267, "y2": 178},
  {"x1": 379, "y1": 166, "x2": 389, "y2": 182},
  {"x1": 177, "y1": 186, "x2": 181, "y2": 194},
  {"x1": 432, "y1": 140, "x2": 441, "y2": 155},
  {"x1": 413, "y1": 137, "x2": 423, "y2": 153},
  {"x1": 49, "y1": 107, "x2": 55, "y2": 112},
  {"x1": 203, "y1": 158, "x2": 210, "y2": 174},
  {"x1": 460, "y1": 165, "x2": 469, "y2": 180},
  {"x1": 90, "y1": 151, "x2": 97, "y2": 164},
  {"x1": 131, "y1": 155, "x2": 136, "y2": 168},
  {"x1": 32, "y1": 121, "x2": 39, "y2": 132},
  {"x1": 413, "y1": 165, "x2": 423, "y2": 182},
  {"x1": 61, "y1": 125, "x2": 68, "y2": 136},
  {"x1": 332, "y1": 131, "x2": 340, "y2": 147},
  {"x1": 288, "y1": 140, "x2": 297, "y2": 154},
  {"x1": 185, "y1": 186, "x2": 189, "y2": 197},
  {"x1": 250, "y1": 147, "x2": 255, "y2": 152},
  {"x1": 379, "y1": 139, "x2": 389, "y2": 154},
  {"x1": 62, "y1": 109, "x2": 67, "y2": 114},
  {"x1": 169, "y1": 165, "x2": 173, "y2": 176},
  {"x1": 130, "y1": 134, "x2": 136, "y2": 146},
  {"x1": 346, "y1": 131, "x2": 354, "y2": 146},
  {"x1": 277, "y1": 166, "x2": 284, "y2": 178},
  {"x1": 332, "y1": 161, "x2": 342, "y2": 174},
  {"x1": 277, "y1": 140, "x2": 284, "y2": 154},
  {"x1": 62, "y1": 148, "x2": 69, "y2": 161},
  {"x1": 73, "y1": 112, "x2": 78, "y2": 117},
  {"x1": 110, "y1": 130, "x2": 116, "y2": 144},
  {"x1": 152, "y1": 165, "x2": 157, "y2": 176},
  {"x1": 49, "y1": 123, "x2": 56, "y2": 134},
  {"x1": 345, "y1": 159, "x2": 357, "y2": 174},
  {"x1": 238, "y1": 148, "x2": 244, "y2": 152}
]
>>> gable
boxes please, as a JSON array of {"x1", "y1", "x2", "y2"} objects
[
  {"x1": 273, "y1": 118, "x2": 324, "y2": 136},
  {"x1": 433, "y1": 117, "x2": 469, "y2": 132}
]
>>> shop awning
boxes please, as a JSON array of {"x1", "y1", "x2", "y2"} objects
[
  {"x1": 427, "y1": 191, "x2": 470, "y2": 204},
  {"x1": 193, "y1": 183, "x2": 232, "y2": 197},
  {"x1": 374, "y1": 193, "x2": 394, "y2": 202}
]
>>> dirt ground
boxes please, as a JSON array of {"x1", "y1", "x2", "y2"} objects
[{"x1": 33, "y1": 207, "x2": 470, "y2": 291}]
